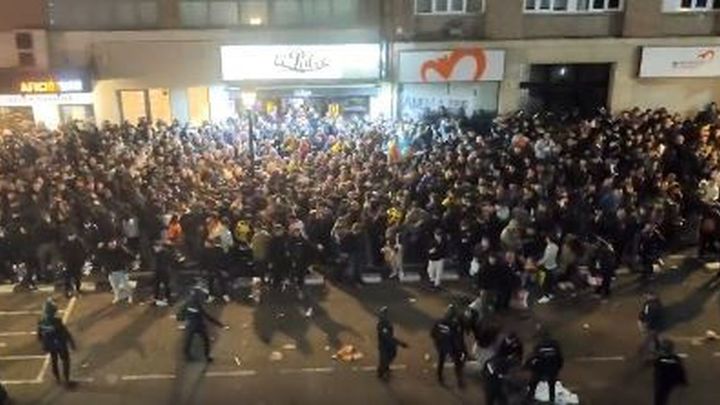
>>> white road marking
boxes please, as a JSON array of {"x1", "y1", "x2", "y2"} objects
[
  {"x1": 0, "y1": 331, "x2": 36, "y2": 337},
  {"x1": 0, "y1": 379, "x2": 42, "y2": 385},
  {"x1": 280, "y1": 367, "x2": 334, "y2": 375},
  {"x1": 677, "y1": 353, "x2": 689, "y2": 359},
  {"x1": 73, "y1": 377, "x2": 95, "y2": 383},
  {"x1": 205, "y1": 370, "x2": 257, "y2": 378},
  {"x1": 0, "y1": 342, "x2": 6, "y2": 348},
  {"x1": 0, "y1": 310, "x2": 65, "y2": 316},
  {"x1": 0, "y1": 285, "x2": 54, "y2": 294},
  {"x1": 574, "y1": 356, "x2": 626, "y2": 362},
  {"x1": 121, "y1": 374, "x2": 176, "y2": 381},
  {"x1": 0, "y1": 355, "x2": 46, "y2": 361},
  {"x1": 35, "y1": 296, "x2": 77, "y2": 383}
]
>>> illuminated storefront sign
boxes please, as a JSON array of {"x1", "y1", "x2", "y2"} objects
[
  {"x1": 221, "y1": 44, "x2": 380, "y2": 81},
  {"x1": 640, "y1": 46, "x2": 720, "y2": 78},
  {"x1": 19, "y1": 79, "x2": 85, "y2": 94},
  {"x1": 398, "y1": 48, "x2": 506, "y2": 83}
]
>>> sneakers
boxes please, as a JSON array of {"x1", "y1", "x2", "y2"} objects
[
  {"x1": 127, "y1": 295, "x2": 133, "y2": 305},
  {"x1": 304, "y1": 307, "x2": 314, "y2": 318},
  {"x1": 112, "y1": 297, "x2": 120, "y2": 304},
  {"x1": 155, "y1": 299, "x2": 169, "y2": 307},
  {"x1": 206, "y1": 296, "x2": 216, "y2": 304},
  {"x1": 222, "y1": 294, "x2": 231, "y2": 303},
  {"x1": 537, "y1": 295, "x2": 553, "y2": 304}
]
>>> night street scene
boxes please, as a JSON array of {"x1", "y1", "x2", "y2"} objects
[{"x1": 2, "y1": 1, "x2": 720, "y2": 404}]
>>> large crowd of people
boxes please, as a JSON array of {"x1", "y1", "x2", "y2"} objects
[
  {"x1": 1, "y1": 103, "x2": 720, "y2": 308},
  {"x1": 3, "y1": 102, "x2": 719, "y2": 404}
]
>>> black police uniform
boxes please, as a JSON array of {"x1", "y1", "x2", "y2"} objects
[
  {"x1": 37, "y1": 313, "x2": 76, "y2": 384},
  {"x1": 497, "y1": 332, "x2": 524, "y2": 365},
  {"x1": 654, "y1": 352, "x2": 687, "y2": 405},
  {"x1": 526, "y1": 338, "x2": 564, "y2": 403},
  {"x1": 431, "y1": 314, "x2": 466, "y2": 387},
  {"x1": 482, "y1": 355, "x2": 510, "y2": 405},
  {"x1": 639, "y1": 296, "x2": 664, "y2": 356},
  {"x1": 377, "y1": 315, "x2": 406, "y2": 380},
  {"x1": 180, "y1": 294, "x2": 225, "y2": 361}
]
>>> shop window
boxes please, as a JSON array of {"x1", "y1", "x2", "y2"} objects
[
  {"x1": 59, "y1": 105, "x2": 95, "y2": 124},
  {"x1": 0, "y1": 107, "x2": 34, "y2": 129},
  {"x1": 210, "y1": 2, "x2": 240, "y2": 25},
  {"x1": 149, "y1": 88, "x2": 172, "y2": 123},
  {"x1": 119, "y1": 90, "x2": 148, "y2": 124},
  {"x1": 188, "y1": 87, "x2": 210, "y2": 125}
]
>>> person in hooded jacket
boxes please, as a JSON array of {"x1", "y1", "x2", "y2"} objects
[
  {"x1": 37, "y1": 298, "x2": 76, "y2": 387},
  {"x1": 178, "y1": 288, "x2": 229, "y2": 362}
]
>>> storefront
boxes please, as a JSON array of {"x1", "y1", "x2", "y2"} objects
[
  {"x1": 0, "y1": 70, "x2": 93, "y2": 129},
  {"x1": 396, "y1": 47, "x2": 505, "y2": 119},
  {"x1": 220, "y1": 43, "x2": 384, "y2": 118}
]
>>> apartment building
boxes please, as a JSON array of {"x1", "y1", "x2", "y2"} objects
[
  {"x1": 390, "y1": 0, "x2": 720, "y2": 119},
  {"x1": 43, "y1": 0, "x2": 386, "y2": 124}
]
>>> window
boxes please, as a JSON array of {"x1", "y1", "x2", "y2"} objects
[
  {"x1": 15, "y1": 33, "x2": 33, "y2": 50},
  {"x1": 240, "y1": 0, "x2": 268, "y2": 25},
  {"x1": 663, "y1": 0, "x2": 720, "y2": 11},
  {"x1": 524, "y1": 0, "x2": 622, "y2": 12},
  {"x1": 415, "y1": 0, "x2": 483, "y2": 14},
  {"x1": 18, "y1": 52, "x2": 36, "y2": 67},
  {"x1": 49, "y1": 0, "x2": 159, "y2": 29}
]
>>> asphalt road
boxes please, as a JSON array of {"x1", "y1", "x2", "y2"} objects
[{"x1": 1, "y1": 254, "x2": 720, "y2": 405}]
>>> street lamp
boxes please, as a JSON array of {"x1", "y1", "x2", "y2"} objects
[{"x1": 240, "y1": 91, "x2": 257, "y2": 175}]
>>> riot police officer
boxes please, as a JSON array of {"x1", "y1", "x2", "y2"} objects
[
  {"x1": 497, "y1": 331, "x2": 524, "y2": 367},
  {"x1": 525, "y1": 332, "x2": 564, "y2": 404},
  {"x1": 37, "y1": 298, "x2": 76, "y2": 387},
  {"x1": 482, "y1": 354, "x2": 511, "y2": 405},
  {"x1": 639, "y1": 291, "x2": 664, "y2": 360},
  {"x1": 376, "y1": 306, "x2": 407, "y2": 381},
  {"x1": 431, "y1": 305, "x2": 466, "y2": 388},
  {"x1": 654, "y1": 339, "x2": 687, "y2": 405},
  {"x1": 179, "y1": 288, "x2": 229, "y2": 362}
]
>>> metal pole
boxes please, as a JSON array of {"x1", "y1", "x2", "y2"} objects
[{"x1": 247, "y1": 109, "x2": 255, "y2": 176}]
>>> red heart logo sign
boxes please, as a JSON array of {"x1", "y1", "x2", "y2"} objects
[{"x1": 420, "y1": 48, "x2": 487, "y2": 82}]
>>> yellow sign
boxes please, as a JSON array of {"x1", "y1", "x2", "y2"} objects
[
  {"x1": 19, "y1": 79, "x2": 83, "y2": 94},
  {"x1": 20, "y1": 81, "x2": 59, "y2": 93},
  {"x1": 328, "y1": 103, "x2": 341, "y2": 117}
]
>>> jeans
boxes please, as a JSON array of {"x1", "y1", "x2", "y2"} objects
[
  {"x1": 427, "y1": 259, "x2": 445, "y2": 287},
  {"x1": 108, "y1": 271, "x2": 132, "y2": 301}
]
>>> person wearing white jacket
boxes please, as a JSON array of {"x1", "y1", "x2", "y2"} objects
[{"x1": 537, "y1": 236, "x2": 559, "y2": 304}]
